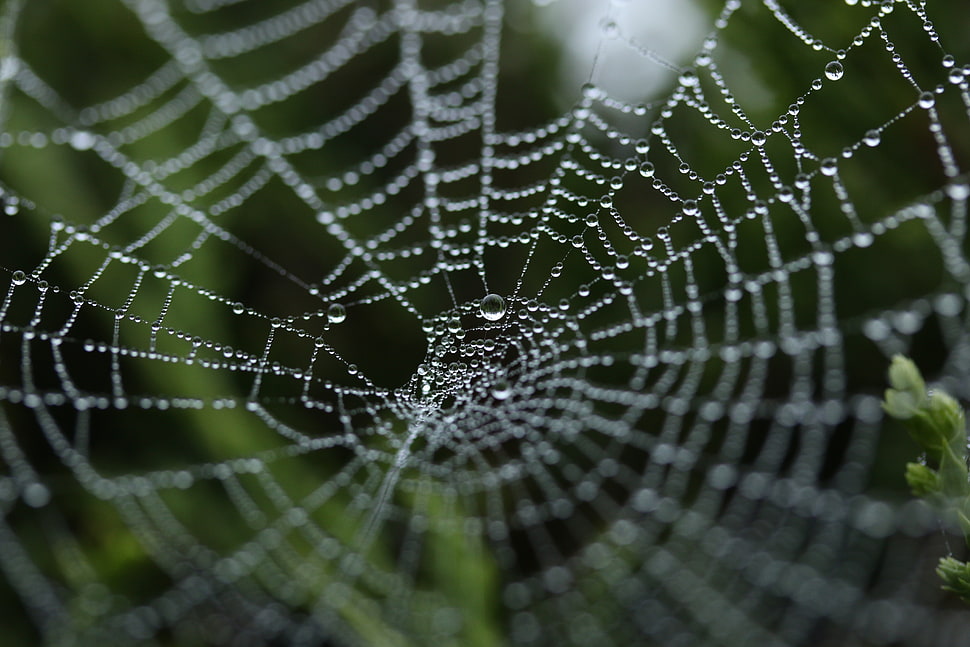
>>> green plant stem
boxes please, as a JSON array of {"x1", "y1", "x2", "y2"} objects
[{"x1": 883, "y1": 355, "x2": 970, "y2": 603}]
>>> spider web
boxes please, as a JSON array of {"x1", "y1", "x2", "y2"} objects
[{"x1": 1, "y1": 0, "x2": 969, "y2": 645}]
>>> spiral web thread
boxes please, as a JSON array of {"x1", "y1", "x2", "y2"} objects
[{"x1": 1, "y1": 0, "x2": 970, "y2": 645}]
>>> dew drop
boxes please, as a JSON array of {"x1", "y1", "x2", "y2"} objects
[
  {"x1": 232, "y1": 302, "x2": 245, "y2": 315},
  {"x1": 480, "y1": 294, "x2": 506, "y2": 321},
  {"x1": 327, "y1": 303, "x2": 347, "y2": 324},
  {"x1": 679, "y1": 69, "x2": 699, "y2": 87},
  {"x1": 639, "y1": 162, "x2": 655, "y2": 178},
  {"x1": 581, "y1": 82, "x2": 600, "y2": 100},
  {"x1": 824, "y1": 61, "x2": 844, "y2": 81},
  {"x1": 601, "y1": 19, "x2": 618, "y2": 39},
  {"x1": 812, "y1": 250, "x2": 834, "y2": 266},
  {"x1": 11, "y1": 270, "x2": 26, "y2": 286},
  {"x1": 751, "y1": 130, "x2": 767, "y2": 146},
  {"x1": 820, "y1": 158, "x2": 838, "y2": 176},
  {"x1": 946, "y1": 183, "x2": 970, "y2": 200},
  {"x1": 863, "y1": 129, "x2": 881, "y2": 147},
  {"x1": 23, "y1": 482, "x2": 50, "y2": 508},
  {"x1": 492, "y1": 379, "x2": 511, "y2": 400},
  {"x1": 69, "y1": 131, "x2": 95, "y2": 151},
  {"x1": 918, "y1": 91, "x2": 936, "y2": 109}
]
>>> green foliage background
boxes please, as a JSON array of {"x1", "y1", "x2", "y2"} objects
[{"x1": 0, "y1": 0, "x2": 969, "y2": 645}]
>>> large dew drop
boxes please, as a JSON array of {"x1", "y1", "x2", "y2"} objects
[
  {"x1": 824, "y1": 61, "x2": 844, "y2": 81},
  {"x1": 491, "y1": 379, "x2": 512, "y2": 400},
  {"x1": 69, "y1": 131, "x2": 95, "y2": 151},
  {"x1": 327, "y1": 303, "x2": 346, "y2": 324},
  {"x1": 480, "y1": 294, "x2": 506, "y2": 321}
]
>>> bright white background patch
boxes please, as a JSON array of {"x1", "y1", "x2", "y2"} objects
[{"x1": 532, "y1": 0, "x2": 710, "y2": 104}]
